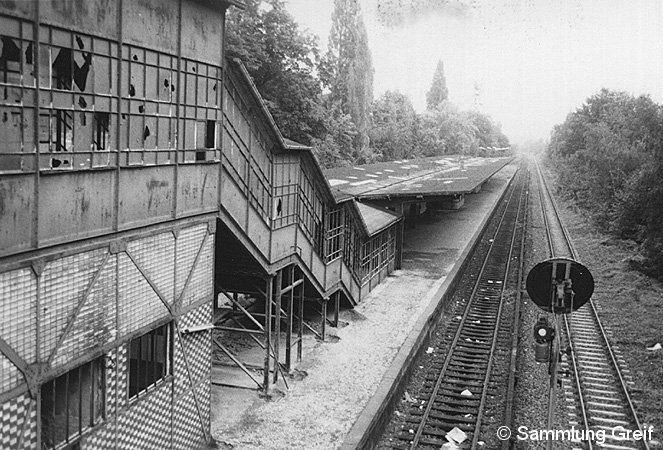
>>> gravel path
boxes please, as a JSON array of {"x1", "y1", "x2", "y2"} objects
[
  {"x1": 211, "y1": 271, "x2": 442, "y2": 449},
  {"x1": 209, "y1": 164, "x2": 518, "y2": 449}
]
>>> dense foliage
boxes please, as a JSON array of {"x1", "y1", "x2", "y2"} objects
[
  {"x1": 322, "y1": 0, "x2": 375, "y2": 162},
  {"x1": 547, "y1": 89, "x2": 663, "y2": 278},
  {"x1": 225, "y1": 1, "x2": 509, "y2": 168}
]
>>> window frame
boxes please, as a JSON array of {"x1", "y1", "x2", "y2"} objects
[
  {"x1": 40, "y1": 357, "x2": 106, "y2": 450},
  {"x1": 127, "y1": 322, "x2": 173, "y2": 401}
]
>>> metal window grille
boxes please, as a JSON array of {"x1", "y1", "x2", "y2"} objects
[
  {"x1": 357, "y1": 227, "x2": 396, "y2": 283},
  {"x1": 298, "y1": 165, "x2": 324, "y2": 256},
  {"x1": 40, "y1": 357, "x2": 106, "y2": 449},
  {"x1": 128, "y1": 322, "x2": 173, "y2": 400},
  {"x1": 325, "y1": 207, "x2": 344, "y2": 262}
]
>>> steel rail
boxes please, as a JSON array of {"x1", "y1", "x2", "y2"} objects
[
  {"x1": 501, "y1": 165, "x2": 530, "y2": 450},
  {"x1": 408, "y1": 166, "x2": 525, "y2": 449},
  {"x1": 534, "y1": 157, "x2": 593, "y2": 450},
  {"x1": 535, "y1": 157, "x2": 649, "y2": 450},
  {"x1": 471, "y1": 162, "x2": 529, "y2": 449}
]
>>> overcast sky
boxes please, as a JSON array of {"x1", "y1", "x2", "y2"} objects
[{"x1": 284, "y1": 0, "x2": 663, "y2": 145}]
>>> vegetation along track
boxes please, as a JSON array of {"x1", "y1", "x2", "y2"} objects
[
  {"x1": 381, "y1": 162, "x2": 529, "y2": 449},
  {"x1": 534, "y1": 158, "x2": 650, "y2": 450}
]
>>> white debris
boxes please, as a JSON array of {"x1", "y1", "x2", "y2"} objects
[
  {"x1": 461, "y1": 389, "x2": 473, "y2": 397},
  {"x1": 426, "y1": 346, "x2": 434, "y2": 354},
  {"x1": 447, "y1": 427, "x2": 468, "y2": 444},
  {"x1": 441, "y1": 442, "x2": 460, "y2": 450},
  {"x1": 404, "y1": 391, "x2": 417, "y2": 403},
  {"x1": 647, "y1": 343, "x2": 662, "y2": 351}
]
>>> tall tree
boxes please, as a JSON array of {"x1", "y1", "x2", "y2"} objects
[
  {"x1": 321, "y1": 0, "x2": 375, "y2": 162},
  {"x1": 426, "y1": 60, "x2": 449, "y2": 110},
  {"x1": 225, "y1": 0, "x2": 325, "y2": 144},
  {"x1": 369, "y1": 91, "x2": 419, "y2": 161}
]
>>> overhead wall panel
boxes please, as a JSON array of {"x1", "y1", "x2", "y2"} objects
[
  {"x1": 40, "y1": 0, "x2": 119, "y2": 39},
  {"x1": 0, "y1": 176, "x2": 34, "y2": 257},
  {"x1": 181, "y1": 0, "x2": 224, "y2": 63},
  {"x1": 118, "y1": 166, "x2": 174, "y2": 229},
  {"x1": 38, "y1": 171, "x2": 116, "y2": 246},
  {"x1": 122, "y1": 0, "x2": 179, "y2": 54}
]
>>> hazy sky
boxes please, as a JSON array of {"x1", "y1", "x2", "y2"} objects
[{"x1": 284, "y1": 0, "x2": 663, "y2": 145}]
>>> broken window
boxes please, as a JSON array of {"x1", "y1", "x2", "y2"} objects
[
  {"x1": 0, "y1": 35, "x2": 22, "y2": 92},
  {"x1": 205, "y1": 120, "x2": 215, "y2": 149},
  {"x1": 54, "y1": 110, "x2": 73, "y2": 152},
  {"x1": 128, "y1": 322, "x2": 172, "y2": 399},
  {"x1": 40, "y1": 358, "x2": 105, "y2": 449},
  {"x1": 93, "y1": 112, "x2": 110, "y2": 150},
  {"x1": 52, "y1": 43, "x2": 92, "y2": 91}
]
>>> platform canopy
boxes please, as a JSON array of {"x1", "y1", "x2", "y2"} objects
[
  {"x1": 356, "y1": 202, "x2": 401, "y2": 236},
  {"x1": 324, "y1": 156, "x2": 512, "y2": 201}
]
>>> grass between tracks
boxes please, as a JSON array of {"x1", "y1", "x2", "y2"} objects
[{"x1": 546, "y1": 163, "x2": 663, "y2": 445}]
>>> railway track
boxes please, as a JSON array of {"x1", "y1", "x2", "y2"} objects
[
  {"x1": 534, "y1": 158, "x2": 649, "y2": 450},
  {"x1": 385, "y1": 164, "x2": 528, "y2": 449}
]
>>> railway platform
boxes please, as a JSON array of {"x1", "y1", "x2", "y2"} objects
[{"x1": 209, "y1": 160, "x2": 520, "y2": 449}]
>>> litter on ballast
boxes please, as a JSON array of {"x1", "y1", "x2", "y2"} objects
[
  {"x1": 446, "y1": 427, "x2": 468, "y2": 444},
  {"x1": 426, "y1": 346, "x2": 434, "y2": 354},
  {"x1": 647, "y1": 343, "x2": 662, "y2": 351},
  {"x1": 460, "y1": 389, "x2": 473, "y2": 397},
  {"x1": 404, "y1": 391, "x2": 417, "y2": 403}
]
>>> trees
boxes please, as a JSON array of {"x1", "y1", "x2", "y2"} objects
[
  {"x1": 225, "y1": 0, "x2": 324, "y2": 145},
  {"x1": 547, "y1": 89, "x2": 663, "y2": 279},
  {"x1": 426, "y1": 60, "x2": 449, "y2": 110},
  {"x1": 322, "y1": 0, "x2": 375, "y2": 162},
  {"x1": 369, "y1": 91, "x2": 419, "y2": 161}
]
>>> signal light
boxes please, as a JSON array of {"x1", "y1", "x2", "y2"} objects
[{"x1": 533, "y1": 317, "x2": 554, "y2": 363}]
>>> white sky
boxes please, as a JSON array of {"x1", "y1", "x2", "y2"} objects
[{"x1": 283, "y1": 0, "x2": 663, "y2": 145}]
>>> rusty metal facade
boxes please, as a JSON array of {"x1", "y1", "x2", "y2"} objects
[
  {"x1": 0, "y1": 0, "x2": 225, "y2": 448},
  {"x1": 0, "y1": 0, "x2": 225, "y2": 258},
  {"x1": 0, "y1": 0, "x2": 405, "y2": 447}
]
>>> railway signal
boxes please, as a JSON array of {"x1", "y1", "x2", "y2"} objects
[
  {"x1": 526, "y1": 257, "x2": 594, "y2": 314},
  {"x1": 526, "y1": 257, "x2": 596, "y2": 449},
  {"x1": 533, "y1": 317, "x2": 555, "y2": 363}
]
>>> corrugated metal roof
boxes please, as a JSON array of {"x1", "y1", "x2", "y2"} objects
[
  {"x1": 324, "y1": 155, "x2": 512, "y2": 200},
  {"x1": 356, "y1": 202, "x2": 401, "y2": 236}
]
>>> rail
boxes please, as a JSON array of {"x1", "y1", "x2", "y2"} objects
[
  {"x1": 394, "y1": 164, "x2": 527, "y2": 449},
  {"x1": 534, "y1": 156, "x2": 649, "y2": 450}
]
